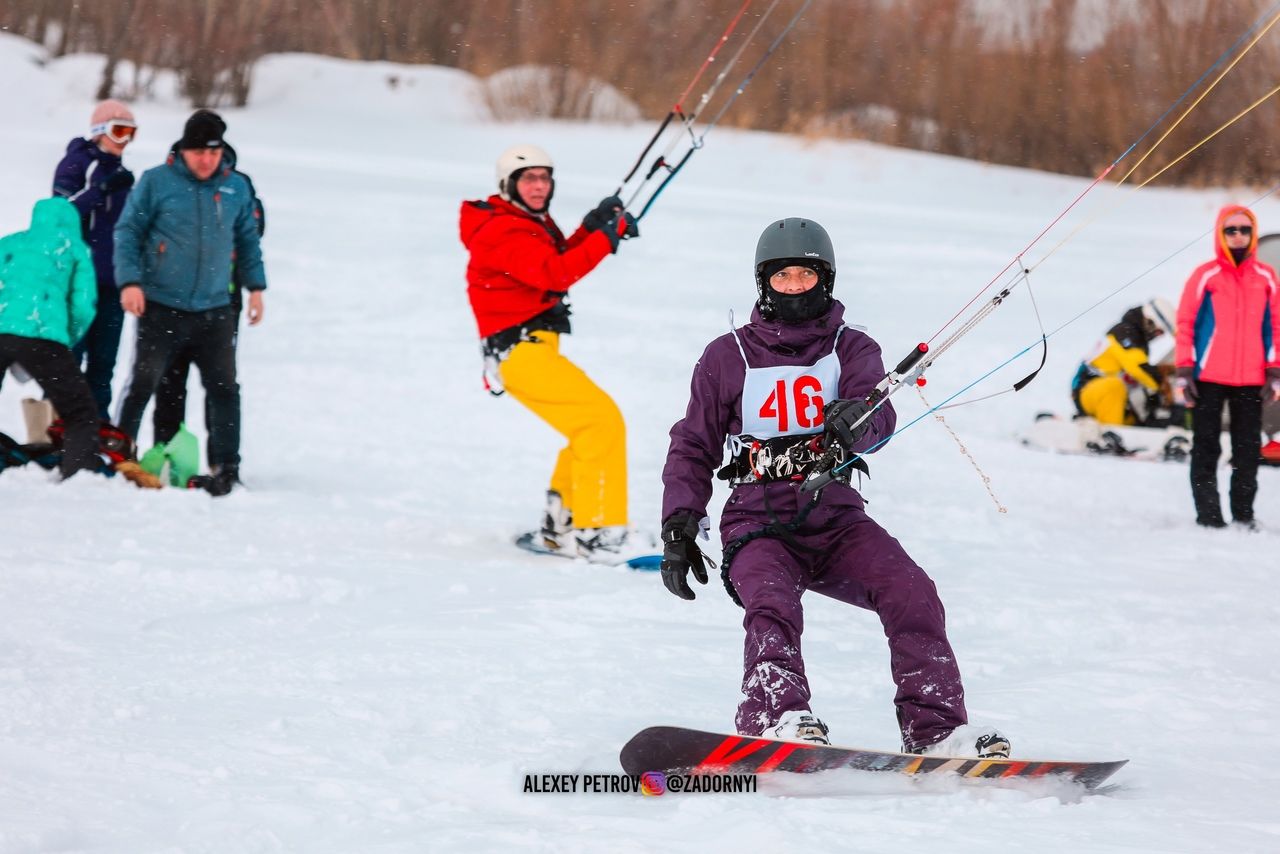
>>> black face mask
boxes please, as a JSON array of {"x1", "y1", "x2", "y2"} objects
[
  {"x1": 769, "y1": 286, "x2": 831, "y2": 323},
  {"x1": 1230, "y1": 246, "x2": 1249, "y2": 265}
]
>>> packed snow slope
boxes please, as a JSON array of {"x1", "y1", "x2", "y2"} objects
[{"x1": 1, "y1": 33, "x2": 1278, "y2": 854}]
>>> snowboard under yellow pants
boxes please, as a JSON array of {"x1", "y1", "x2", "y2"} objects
[
  {"x1": 499, "y1": 331, "x2": 627, "y2": 528},
  {"x1": 1078, "y1": 376, "x2": 1132, "y2": 425}
]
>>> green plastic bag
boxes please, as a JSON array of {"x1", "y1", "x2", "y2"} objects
[
  {"x1": 139, "y1": 442, "x2": 168, "y2": 477},
  {"x1": 166, "y1": 424, "x2": 200, "y2": 487}
]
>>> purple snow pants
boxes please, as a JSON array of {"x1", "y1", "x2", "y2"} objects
[{"x1": 722, "y1": 487, "x2": 967, "y2": 751}]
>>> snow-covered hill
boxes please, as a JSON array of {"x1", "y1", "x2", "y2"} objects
[{"x1": 1, "y1": 33, "x2": 1277, "y2": 854}]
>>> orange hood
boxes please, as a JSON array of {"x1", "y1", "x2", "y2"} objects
[{"x1": 1214, "y1": 204, "x2": 1258, "y2": 268}]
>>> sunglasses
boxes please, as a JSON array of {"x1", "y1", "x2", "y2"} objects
[{"x1": 1223, "y1": 225, "x2": 1253, "y2": 237}]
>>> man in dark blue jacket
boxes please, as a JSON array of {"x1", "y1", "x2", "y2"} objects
[
  {"x1": 113, "y1": 110, "x2": 267, "y2": 496},
  {"x1": 52, "y1": 99, "x2": 137, "y2": 419}
]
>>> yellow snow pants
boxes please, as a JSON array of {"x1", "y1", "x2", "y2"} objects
[
  {"x1": 1078, "y1": 376, "x2": 1132, "y2": 425},
  {"x1": 499, "y1": 331, "x2": 627, "y2": 528}
]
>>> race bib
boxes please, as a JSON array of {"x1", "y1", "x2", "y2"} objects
[{"x1": 740, "y1": 351, "x2": 842, "y2": 439}]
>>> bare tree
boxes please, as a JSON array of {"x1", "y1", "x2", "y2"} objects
[
  {"x1": 96, "y1": 0, "x2": 145, "y2": 100},
  {"x1": 5, "y1": 0, "x2": 1278, "y2": 184}
]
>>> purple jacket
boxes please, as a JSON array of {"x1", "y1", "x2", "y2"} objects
[
  {"x1": 52, "y1": 137, "x2": 133, "y2": 288},
  {"x1": 661, "y1": 300, "x2": 896, "y2": 528}
]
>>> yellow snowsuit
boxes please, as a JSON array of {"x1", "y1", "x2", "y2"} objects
[
  {"x1": 1077, "y1": 334, "x2": 1162, "y2": 425},
  {"x1": 499, "y1": 331, "x2": 627, "y2": 528}
]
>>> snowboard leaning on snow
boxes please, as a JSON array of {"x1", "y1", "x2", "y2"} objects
[
  {"x1": 513, "y1": 531, "x2": 663, "y2": 570},
  {"x1": 620, "y1": 726, "x2": 1127, "y2": 790}
]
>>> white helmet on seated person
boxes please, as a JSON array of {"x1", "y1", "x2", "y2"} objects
[{"x1": 1142, "y1": 296, "x2": 1175, "y2": 338}]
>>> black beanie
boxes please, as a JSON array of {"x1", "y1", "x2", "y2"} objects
[{"x1": 178, "y1": 110, "x2": 226, "y2": 150}]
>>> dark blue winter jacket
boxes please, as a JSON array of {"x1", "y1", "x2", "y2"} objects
[
  {"x1": 51, "y1": 137, "x2": 133, "y2": 288},
  {"x1": 113, "y1": 145, "x2": 266, "y2": 312},
  {"x1": 219, "y1": 144, "x2": 267, "y2": 292}
]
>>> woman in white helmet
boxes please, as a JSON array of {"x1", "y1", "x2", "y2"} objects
[{"x1": 459, "y1": 144, "x2": 642, "y2": 560}]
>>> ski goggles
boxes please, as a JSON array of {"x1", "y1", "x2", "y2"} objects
[
  {"x1": 90, "y1": 121, "x2": 138, "y2": 144},
  {"x1": 1223, "y1": 225, "x2": 1253, "y2": 237}
]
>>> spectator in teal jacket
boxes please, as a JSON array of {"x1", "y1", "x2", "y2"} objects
[
  {"x1": 0, "y1": 197, "x2": 103, "y2": 478},
  {"x1": 112, "y1": 110, "x2": 267, "y2": 495}
]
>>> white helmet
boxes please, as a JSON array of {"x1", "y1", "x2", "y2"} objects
[
  {"x1": 1142, "y1": 296, "x2": 1175, "y2": 338},
  {"x1": 496, "y1": 144, "x2": 554, "y2": 209}
]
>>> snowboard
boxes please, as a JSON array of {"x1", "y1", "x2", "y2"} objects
[
  {"x1": 1019, "y1": 413, "x2": 1192, "y2": 463},
  {"x1": 620, "y1": 726, "x2": 1127, "y2": 790},
  {"x1": 0, "y1": 431, "x2": 58, "y2": 472},
  {"x1": 514, "y1": 530, "x2": 663, "y2": 570}
]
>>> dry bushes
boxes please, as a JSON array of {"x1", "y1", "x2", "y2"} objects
[{"x1": 3, "y1": 0, "x2": 1277, "y2": 183}]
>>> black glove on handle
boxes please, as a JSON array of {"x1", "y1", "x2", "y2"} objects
[
  {"x1": 660, "y1": 512, "x2": 714, "y2": 600},
  {"x1": 617, "y1": 212, "x2": 639, "y2": 239},
  {"x1": 583, "y1": 195, "x2": 639, "y2": 253},
  {"x1": 583, "y1": 195, "x2": 624, "y2": 233},
  {"x1": 824, "y1": 398, "x2": 874, "y2": 451}
]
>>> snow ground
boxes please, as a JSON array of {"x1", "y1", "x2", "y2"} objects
[{"x1": 1, "y1": 33, "x2": 1278, "y2": 854}]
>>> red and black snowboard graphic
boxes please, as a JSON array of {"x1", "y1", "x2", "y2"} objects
[{"x1": 620, "y1": 726, "x2": 1127, "y2": 790}]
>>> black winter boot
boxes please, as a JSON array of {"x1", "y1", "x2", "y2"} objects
[{"x1": 203, "y1": 464, "x2": 240, "y2": 497}]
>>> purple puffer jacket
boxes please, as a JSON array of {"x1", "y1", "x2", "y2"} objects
[
  {"x1": 52, "y1": 137, "x2": 132, "y2": 287},
  {"x1": 661, "y1": 300, "x2": 896, "y2": 533}
]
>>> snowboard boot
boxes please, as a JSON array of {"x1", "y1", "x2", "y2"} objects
[
  {"x1": 913, "y1": 725, "x2": 1011, "y2": 759},
  {"x1": 540, "y1": 489, "x2": 573, "y2": 551},
  {"x1": 766, "y1": 711, "x2": 830, "y2": 746}
]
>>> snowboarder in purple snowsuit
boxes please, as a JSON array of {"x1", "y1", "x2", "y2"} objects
[{"x1": 659, "y1": 218, "x2": 1000, "y2": 756}]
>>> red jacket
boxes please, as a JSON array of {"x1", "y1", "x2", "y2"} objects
[
  {"x1": 459, "y1": 195, "x2": 614, "y2": 338},
  {"x1": 1175, "y1": 204, "x2": 1280, "y2": 386}
]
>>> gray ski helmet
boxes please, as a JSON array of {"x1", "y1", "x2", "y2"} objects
[{"x1": 754, "y1": 218, "x2": 837, "y2": 318}]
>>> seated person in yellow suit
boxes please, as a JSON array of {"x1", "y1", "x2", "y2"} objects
[{"x1": 1072, "y1": 298, "x2": 1175, "y2": 425}]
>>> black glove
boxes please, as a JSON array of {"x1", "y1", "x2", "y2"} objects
[
  {"x1": 660, "y1": 512, "x2": 713, "y2": 601},
  {"x1": 824, "y1": 398, "x2": 874, "y2": 450},
  {"x1": 584, "y1": 196, "x2": 639, "y2": 253},
  {"x1": 98, "y1": 169, "x2": 135, "y2": 194},
  {"x1": 617, "y1": 211, "x2": 639, "y2": 239},
  {"x1": 1174, "y1": 366, "x2": 1197, "y2": 406},
  {"x1": 583, "y1": 195, "x2": 624, "y2": 233}
]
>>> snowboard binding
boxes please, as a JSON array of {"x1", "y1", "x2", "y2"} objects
[{"x1": 1085, "y1": 430, "x2": 1140, "y2": 457}]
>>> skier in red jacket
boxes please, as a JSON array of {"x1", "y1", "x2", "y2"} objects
[{"x1": 459, "y1": 144, "x2": 642, "y2": 560}]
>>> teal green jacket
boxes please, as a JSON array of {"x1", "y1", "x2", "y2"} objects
[
  {"x1": 113, "y1": 150, "x2": 266, "y2": 311},
  {"x1": 0, "y1": 198, "x2": 97, "y2": 347}
]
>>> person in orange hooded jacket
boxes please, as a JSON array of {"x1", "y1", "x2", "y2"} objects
[
  {"x1": 1174, "y1": 204, "x2": 1280, "y2": 529},
  {"x1": 459, "y1": 144, "x2": 642, "y2": 559}
]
